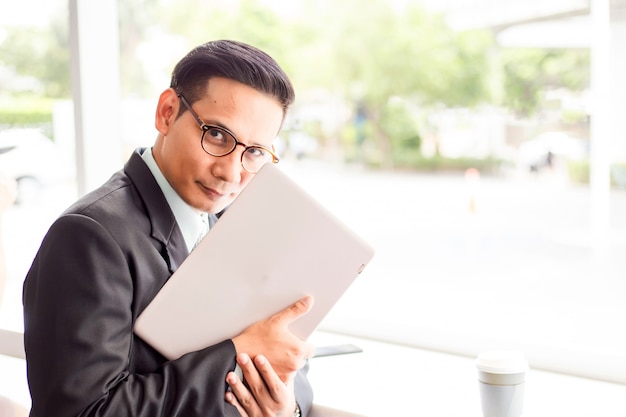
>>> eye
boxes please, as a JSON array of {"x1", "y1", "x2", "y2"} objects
[
  {"x1": 245, "y1": 147, "x2": 267, "y2": 159},
  {"x1": 204, "y1": 127, "x2": 231, "y2": 147}
]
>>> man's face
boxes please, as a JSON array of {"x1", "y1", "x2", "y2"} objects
[{"x1": 153, "y1": 77, "x2": 284, "y2": 214}]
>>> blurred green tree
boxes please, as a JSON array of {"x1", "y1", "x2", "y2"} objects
[
  {"x1": 0, "y1": 0, "x2": 161, "y2": 99},
  {"x1": 0, "y1": 15, "x2": 70, "y2": 98},
  {"x1": 0, "y1": 0, "x2": 591, "y2": 166},
  {"x1": 294, "y1": 0, "x2": 493, "y2": 166},
  {"x1": 154, "y1": 0, "x2": 295, "y2": 68},
  {"x1": 501, "y1": 48, "x2": 590, "y2": 117},
  {"x1": 117, "y1": 0, "x2": 161, "y2": 97}
]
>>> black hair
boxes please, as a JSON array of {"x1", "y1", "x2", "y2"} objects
[{"x1": 170, "y1": 40, "x2": 295, "y2": 117}]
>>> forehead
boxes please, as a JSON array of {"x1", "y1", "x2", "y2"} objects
[{"x1": 194, "y1": 77, "x2": 285, "y2": 144}]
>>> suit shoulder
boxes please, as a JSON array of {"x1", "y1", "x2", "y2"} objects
[{"x1": 63, "y1": 171, "x2": 144, "y2": 225}]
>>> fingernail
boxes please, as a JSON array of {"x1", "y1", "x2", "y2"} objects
[
  {"x1": 237, "y1": 353, "x2": 250, "y2": 365},
  {"x1": 255, "y1": 355, "x2": 266, "y2": 366},
  {"x1": 303, "y1": 295, "x2": 313, "y2": 304}
]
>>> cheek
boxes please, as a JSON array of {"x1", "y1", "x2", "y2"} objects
[
  {"x1": 242, "y1": 171, "x2": 255, "y2": 184},
  {"x1": 175, "y1": 138, "x2": 207, "y2": 168},
  {"x1": 164, "y1": 146, "x2": 204, "y2": 187}
]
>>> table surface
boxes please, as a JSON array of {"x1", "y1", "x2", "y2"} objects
[
  {"x1": 2, "y1": 330, "x2": 625, "y2": 416},
  {"x1": 307, "y1": 331, "x2": 626, "y2": 417}
]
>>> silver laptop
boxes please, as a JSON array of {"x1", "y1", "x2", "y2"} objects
[{"x1": 134, "y1": 163, "x2": 375, "y2": 360}]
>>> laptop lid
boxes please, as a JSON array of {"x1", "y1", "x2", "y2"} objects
[{"x1": 134, "y1": 163, "x2": 375, "y2": 360}]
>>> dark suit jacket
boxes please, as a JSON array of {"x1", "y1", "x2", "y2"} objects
[{"x1": 23, "y1": 148, "x2": 313, "y2": 417}]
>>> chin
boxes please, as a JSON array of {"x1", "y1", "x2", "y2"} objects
[{"x1": 205, "y1": 201, "x2": 230, "y2": 215}]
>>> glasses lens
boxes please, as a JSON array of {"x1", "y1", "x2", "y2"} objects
[
  {"x1": 242, "y1": 147, "x2": 274, "y2": 173},
  {"x1": 201, "y1": 127, "x2": 236, "y2": 156}
]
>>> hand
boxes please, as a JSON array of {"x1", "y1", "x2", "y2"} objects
[
  {"x1": 232, "y1": 296, "x2": 315, "y2": 382},
  {"x1": 225, "y1": 353, "x2": 296, "y2": 417}
]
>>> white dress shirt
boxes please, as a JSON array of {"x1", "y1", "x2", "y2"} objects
[
  {"x1": 142, "y1": 148, "x2": 241, "y2": 378},
  {"x1": 141, "y1": 148, "x2": 208, "y2": 252}
]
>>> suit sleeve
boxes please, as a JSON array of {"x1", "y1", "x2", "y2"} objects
[
  {"x1": 23, "y1": 214, "x2": 246, "y2": 417},
  {"x1": 295, "y1": 361, "x2": 314, "y2": 416}
]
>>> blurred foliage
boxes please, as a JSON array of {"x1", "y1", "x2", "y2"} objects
[
  {"x1": 568, "y1": 160, "x2": 626, "y2": 188},
  {"x1": 611, "y1": 163, "x2": 626, "y2": 188},
  {"x1": 567, "y1": 160, "x2": 589, "y2": 184},
  {"x1": 117, "y1": 0, "x2": 162, "y2": 97},
  {"x1": 0, "y1": 0, "x2": 592, "y2": 170},
  {"x1": 154, "y1": 0, "x2": 299, "y2": 75},
  {"x1": 0, "y1": 97, "x2": 54, "y2": 137},
  {"x1": 561, "y1": 108, "x2": 588, "y2": 124},
  {"x1": 0, "y1": 13, "x2": 70, "y2": 97},
  {"x1": 381, "y1": 100, "x2": 422, "y2": 152},
  {"x1": 398, "y1": 155, "x2": 505, "y2": 174},
  {"x1": 0, "y1": 97, "x2": 54, "y2": 114},
  {"x1": 0, "y1": 110, "x2": 52, "y2": 126},
  {"x1": 288, "y1": 0, "x2": 494, "y2": 167},
  {"x1": 345, "y1": 143, "x2": 506, "y2": 174},
  {"x1": 501, "y1": 48, "x2": 590, "y2": 118}
]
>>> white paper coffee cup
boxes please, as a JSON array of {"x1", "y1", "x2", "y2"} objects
[{"x1": 475, "y1": 350, "x2": 529, "y2": 417}]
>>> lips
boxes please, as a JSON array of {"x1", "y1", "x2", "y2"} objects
[
  {"x1": 201, "y1": 185, "x2": 224, "y2": 198},
  {"x1": 198, "y1": 181, "x2": 236, "y2": 199}
]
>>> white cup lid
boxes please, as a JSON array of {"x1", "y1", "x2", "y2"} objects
[{"x1": 475, "y1": 350, "x2": 529, "y2": 374}]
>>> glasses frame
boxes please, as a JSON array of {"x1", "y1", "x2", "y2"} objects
[{"x1": 177, "y1": 93, "x2": 280, "y2": 173}]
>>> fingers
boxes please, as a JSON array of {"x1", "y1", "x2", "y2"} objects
[
  {"x1": 238, "y1": 353, "x2": 269, "y2": 398},
  {"x1": 224, "y1": 353, "x2": 262, "y2": 416},
  {"x1": 272, "y1": 295, "x2": 314, "y2": 326},
  {"x1": 250, "y1": 354, "x2": 288, "y2": 400},
  {"x1": 225, "y1": 364, "x2": 257, "y2": 415},
  {"x1": 237, "y1": 353, "x2": 285, "y2": 403},
  {"x1": 226, "y1": 353, "x2": 296, "y2": 416},
  {"x1": 224, "y1": 389, "x2": 248, "y2": 417},
  {"x1": 231, "y1": 295, "x2": 315, "y2": 383}
]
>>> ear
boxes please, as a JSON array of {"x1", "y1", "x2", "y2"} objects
[{"x1": 155, "y1": 88, "x2": 180, "y2": 135}]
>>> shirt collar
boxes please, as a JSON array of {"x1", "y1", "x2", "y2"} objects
[{"x1": 141, "y1": 148, "x2": 207, "y2": 252}]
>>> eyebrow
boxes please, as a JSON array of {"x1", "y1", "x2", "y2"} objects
[
  {"x1": 180, "y1": 94, "x2": 272, "y2": 148},
  {"x1": 203, "y1": 120, "x2": 271, "y2": 149}
]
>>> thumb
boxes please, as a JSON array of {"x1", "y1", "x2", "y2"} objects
[{"x1": 275, "y1": 295, "x2": 314, "y2": 325}]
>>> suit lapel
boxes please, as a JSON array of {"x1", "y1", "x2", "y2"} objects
[{"x1": 124, "y1": 149, "x2": 188, "y2": 273}]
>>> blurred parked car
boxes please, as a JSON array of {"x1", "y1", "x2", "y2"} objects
[{"x1": 0, "y1": 129, "x2": 74, "y2": 204}]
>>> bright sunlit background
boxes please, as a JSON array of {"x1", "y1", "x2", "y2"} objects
[{"x1": 1, "y1": 0, "x2": 625, "y2": 415}]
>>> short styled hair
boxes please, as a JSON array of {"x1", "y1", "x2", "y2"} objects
[{"x1": 170, "y1": 40, "x2": 295, "y2": 117}]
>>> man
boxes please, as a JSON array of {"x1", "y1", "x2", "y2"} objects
[{"x1": 23, "y1": 40, "x2": 313, "y2": 417}]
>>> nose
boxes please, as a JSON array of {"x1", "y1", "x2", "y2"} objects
[{"x1": 210, "y1": 148, "x2": 245, "y2": 183}]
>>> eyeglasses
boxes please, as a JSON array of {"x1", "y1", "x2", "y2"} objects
[{"x1": 178, "y1": 93, "x2": 280, "y2": 174}]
